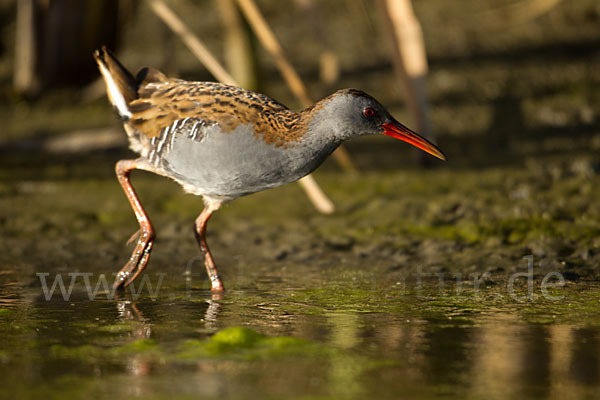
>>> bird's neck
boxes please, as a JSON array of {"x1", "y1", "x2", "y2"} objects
[
  {"x1": 286, "y1": 107, "x2": 343, "y2": 169},
  {"x1": 295, "y1": 96, "x2": 351, "y2": 145},
  {"x1": 267, "y1": 95, "x2": 347, "y2": 150}
]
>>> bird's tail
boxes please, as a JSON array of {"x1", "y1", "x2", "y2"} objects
[{"x1": 93, "y1": 46, "x2": 137, "y2": 121}]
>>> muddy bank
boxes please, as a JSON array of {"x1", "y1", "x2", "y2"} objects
[{"x1": 1, "y1": 146, "x2": 598, "y2": 290}]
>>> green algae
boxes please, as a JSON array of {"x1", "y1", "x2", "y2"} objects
[
  {"x1": 45, "y1": 324, "x2": 393, "y2": 369},
  {"x1": 49, "y1": 338, "x2": 159, "y2": 362},
  {"x1": 97, "y1": 323, "x2": 136, "y2": 334},
  {"x1": 49, "y1": 344, "x2": 101, "y2": 361},
  {"x1": 178, "y1": 326, "x2": 320, "y2": 361}
]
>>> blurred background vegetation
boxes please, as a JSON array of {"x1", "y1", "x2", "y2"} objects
[{"x1": 0, "y1": 0, "x2": 598, "y2": 169}]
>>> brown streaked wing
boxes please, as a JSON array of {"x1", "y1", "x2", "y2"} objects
[{"x1": 127, "y1": 80, "x2": 306, "y2": 146}]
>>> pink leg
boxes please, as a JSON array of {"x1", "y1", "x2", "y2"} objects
[
  {"x1": 194, "y1": 201, "x2": 224, "y2": 292},
  {"x1": 113, "y1": 159, "x2": 155, "y2": 290}
]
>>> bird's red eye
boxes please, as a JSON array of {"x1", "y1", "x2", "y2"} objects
[{"x1": 363, "y1": 107, "x2": 376, "y2": 118}]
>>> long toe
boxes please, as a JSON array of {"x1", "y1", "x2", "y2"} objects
[{"x1": 113, "y1": 233, "x2": 154, "y2": 289}]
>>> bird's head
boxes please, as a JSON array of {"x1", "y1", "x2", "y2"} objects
[{"x1": 311, "y1": 89, "x2": 446, "y2": 161}]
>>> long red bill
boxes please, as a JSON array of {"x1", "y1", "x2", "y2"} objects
[{"x1": 381, "y1": 121, "x2": 447, "y2": 161}]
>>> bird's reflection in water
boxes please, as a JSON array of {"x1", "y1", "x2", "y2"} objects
[
  {"x1": 116, "y1": 299, "x2": 152, "y2": 339},
  {"x1": 205, "y1": 293, "x2": 223, "y2": 328},
  {"x1": 115, "y1": 297, "x2": 152, "y2": 386},
  {"x1": 111, "y1": 290, "x2": 223, "y2": 396}
]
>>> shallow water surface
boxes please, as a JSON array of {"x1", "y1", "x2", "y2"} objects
[{"x1": 1, "y1": 267, "x2": 599, "y2": 400}]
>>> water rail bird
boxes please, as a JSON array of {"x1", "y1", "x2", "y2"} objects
[{"x1": 94, "y1": 46, "x2": 446, "y2": 292}]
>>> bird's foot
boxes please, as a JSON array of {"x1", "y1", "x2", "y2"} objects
[
  {"x1": 209, "y1": 274, "x2": 225, "y2": 292},
  {"x1": 113, "y1": 229, "x2": 155, "y2": 290}
]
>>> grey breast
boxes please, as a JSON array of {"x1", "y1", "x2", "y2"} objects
[{"x1": 145, "y1": 118, "x2": 330, "y2": 198}]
